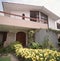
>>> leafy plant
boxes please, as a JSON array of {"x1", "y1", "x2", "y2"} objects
[
  {"x1": 28, "y1": 30, "x2": 36, "y2": 46},
  {"x1": 0, "y1": 41, "x2": 23, "y2": 54},
  {"x1": 28, "y1": 42, "x2": 42, "y2": 49}
]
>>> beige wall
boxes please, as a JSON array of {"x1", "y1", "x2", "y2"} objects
[
  {"x1": 0, "y1": 16, "x2": 48, "y2": 29},
  {"x1": 4, "y1": 32, "x2": 16, "y2": 47}
]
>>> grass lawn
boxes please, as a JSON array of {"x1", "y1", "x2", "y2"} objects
[{"x1": 0, "y1": 56, "x2": 10, "y2": 61}]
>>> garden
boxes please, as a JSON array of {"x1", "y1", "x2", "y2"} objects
[
  {"x1": 0, "y1": 41, "x2": 60, "y2": 61},
  {"x1": 0, "y1": 30, "x2": 60, "y2": 61}
]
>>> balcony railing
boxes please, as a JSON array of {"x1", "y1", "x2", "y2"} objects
[
  {"x1": 0, "y1": 11, "x2": 48, "y2": 29},
  {"x1": 0, "y1": 11, "x2": 39, "y2": 22},
  {"x1": 0, "y1": 11, "x2": 48, "y2": 24}
]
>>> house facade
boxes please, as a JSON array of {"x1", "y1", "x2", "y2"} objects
[{"x1": 0, "y1": 2, "x2": 60, "y2": 47}]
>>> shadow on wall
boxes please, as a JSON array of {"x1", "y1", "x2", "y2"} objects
[{"x1": 35, "y1": 29, "x2": 58, "y2": 48}]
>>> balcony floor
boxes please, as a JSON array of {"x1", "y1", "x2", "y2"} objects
[{"x1": 0, "y1": 16, "x2": 48, "y2": 31}]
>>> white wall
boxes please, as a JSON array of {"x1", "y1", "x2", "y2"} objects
[
  {"x1": 48, "y1": 17, "x2": 56, "y2": 29},
  {"x1": 10, "y1": 11, "x2": 30, "y2": 21}
]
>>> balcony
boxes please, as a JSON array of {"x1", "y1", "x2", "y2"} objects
[{"x1": 0, "y1": 11, "x2": 48, "y2": 31}]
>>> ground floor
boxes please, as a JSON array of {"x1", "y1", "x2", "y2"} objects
[
  {"x1": 0, "y1": 29, "x2": 59, "y2": 48},
  {"x1": 0, "y1": 30, "x2": 28, "y2": 47}
]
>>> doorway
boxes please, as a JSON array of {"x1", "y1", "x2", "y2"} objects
[{"x1": 16, "y1": 32, "x2": 26, "y2": 47}]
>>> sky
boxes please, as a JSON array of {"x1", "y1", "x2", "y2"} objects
[{"x1": 0, "y1": 0, "x2": 60, "y2": 17}]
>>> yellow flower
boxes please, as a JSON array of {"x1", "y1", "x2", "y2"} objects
[{"x1": 15, "y1": 48, "x2": 60, "y2": 61}]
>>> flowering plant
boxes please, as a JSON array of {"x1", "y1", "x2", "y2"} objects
[{"x1": 15, "y1": 47, "x2": 60, "y2": 61}]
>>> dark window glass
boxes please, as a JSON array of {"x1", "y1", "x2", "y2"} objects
[
  {"x1": 30, "y1": 11, "x2": 39, "y2": 22},
  {"x1": 41, "y1": 12, "x2": 48, "y2": 24},
  {"x1": 57, "y1": 23, "x2": 60, "y2": 29}
]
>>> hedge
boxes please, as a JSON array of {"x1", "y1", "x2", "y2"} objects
[{"x1": 15, "y1": 48, "x2": 60, "y2": 61}]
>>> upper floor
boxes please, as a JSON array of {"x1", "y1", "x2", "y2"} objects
[{"x1": 0, "y1": 2, "x2": 59, "y2": 31}]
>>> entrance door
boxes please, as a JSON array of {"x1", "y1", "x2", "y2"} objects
[{"x1": 16, "y1": 32, "x2": 26, "y2": 47}]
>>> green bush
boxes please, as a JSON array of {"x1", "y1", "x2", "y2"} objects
[
  {"x1": 0, "y1": 41, "x2": 23, "y2": 54},
  {"x1": 28, "y1": 40, "x2": 55, "y2": 50},
  {"x1": 0, "y1": 47, "x2": 6, "y2": 54},
  {"x1": 28, "y1": 42, "x2": 42, "y2": 49},
  {"x1": 7, "y1": 41, "x2": 23, "y2": 53}
]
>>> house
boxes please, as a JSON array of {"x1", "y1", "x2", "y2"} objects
[{"x1": 0, "y1": 2, "x2": 60, "y2": 47}]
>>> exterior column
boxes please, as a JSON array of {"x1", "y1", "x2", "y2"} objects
[{"x1": 4, "y1": 32, "x2": 16, "y2": 47}]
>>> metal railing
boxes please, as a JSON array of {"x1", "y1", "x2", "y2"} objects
[{"x1": 0, "y1": 11, "x2": 39, "y2": 22}]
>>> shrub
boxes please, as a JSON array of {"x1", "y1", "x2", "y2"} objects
[
  {"x1": 28, "y1": 40, "x2": 55, "y2": 50},
  {"x1": 8, "y1": 41, "x2": 23, "y2": 52},
  {"x1": 0, "y1": 41, "x2": 23, "y2": 54},
  {"x1": 0, "y1": 47, "x2": 6, "y2": 54},
  {"x1": 28, "y1": 42, "x2": 42, "y2": 49},
  {"x1": 28, "y1": 30, "x2": 36, "y2": 46},
  {"x1": 15, "y1": 48, "x2": 60, "y2": 61}
]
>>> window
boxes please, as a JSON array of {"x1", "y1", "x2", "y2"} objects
[
  {"x1": 57, "y1": 23, "x2": 60, "y2": 29},
  {"x1": 22, "y1": 14, "x2": 25, "y2": 20},
  {"x1": 41, "y1": 12, "x2": 48, "y2": 24},
  {"x1": 30, "y1": 11, "x2": 39, "y2": 22}
]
